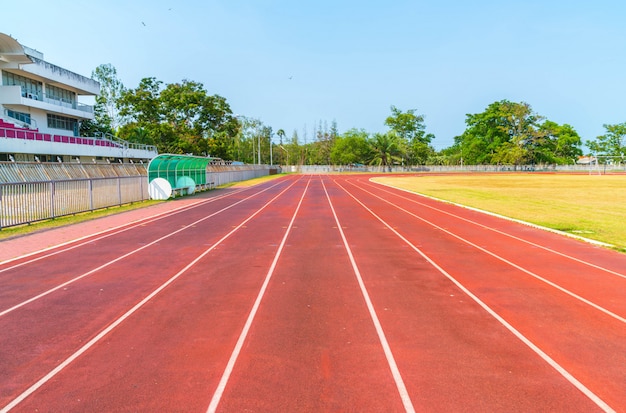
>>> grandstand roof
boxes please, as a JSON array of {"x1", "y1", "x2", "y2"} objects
[{"x1": 0, "y1": 33, "x2": 32, "y2": 64}]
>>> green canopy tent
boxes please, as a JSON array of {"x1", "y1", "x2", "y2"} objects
[{"x1": 147, "y1": 154, "x2": 217, "y2": 199}]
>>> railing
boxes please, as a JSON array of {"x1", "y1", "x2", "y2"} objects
[
  {"x1": 42, "y1": 96, "x2": 93, "y2": 113},
  {"x1": 0, "y1": 176, "x2": 148, "y2": 229},
  {"x1": 94, "y1": 132, "x2": 158, "y2": 153},
  {"x1": 0, "y1": 163, "x2": 273, "y2": 228},
  {"x1": 11, "y1": 86, "x2": 95, "y2": 114},
  {"x1": 296, "y1": 163, "x2": 626, "y2": 174},
  {"x1": 0, "y1": 126, "x2": 158, "y2": 154},
  {"x1": 206, "y1": 165, "x2": 271, "y2": 187},
  {"x1": 2, "y1": 109, "x2": 37, "y2": 129}
]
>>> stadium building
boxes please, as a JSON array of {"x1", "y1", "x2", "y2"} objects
[{"x1": 0, "y1": 32, "x2": 157, "y2": 163}]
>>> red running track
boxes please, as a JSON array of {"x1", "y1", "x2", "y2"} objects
[{"x1": 0, "y1": 174, "x2": 625, "y2": 412}]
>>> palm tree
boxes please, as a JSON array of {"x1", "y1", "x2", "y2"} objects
[
  {"x1": 276, "y1": 129, "x2": 286, "y2": 144},
  {"x1": 276, "y1": 129, "x2": 287, "y2": 165},
  {"x1": 369, "y1": 132, "x2": 401, "y2": 172}
]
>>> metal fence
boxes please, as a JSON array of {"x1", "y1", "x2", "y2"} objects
[
  {"x1": 0, "y1": 162, "x2": 274, "y2": 229},
  {"x1": 294, "y1": 163, "x2": 626, "y2": 174},
  {"x1": 0, "y1": 176, "x2": 148, "y2": 229},
  {"x1": 207, "y1": 165, "x2": 273, "y2": 187}
]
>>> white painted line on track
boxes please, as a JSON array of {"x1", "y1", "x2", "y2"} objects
[
  {"x1": 321, "y1": 179, "x2": 416, "y2": 413},
  {"x1": 0, "y1": 183, "x2": 278, "y2": 269},
  {"x1": 335, "y1": 180, "x2": 616, "y2": 413},
  {"x1": 0, "y1": 177, "x2": 301, "y2": 413},
  {"x1": 368, "y1": 179, "x2": 625, "y2": 279},
  {"x1": 206, "y1": 177, "x2": 311, "y2": 413},
  {"x1": 348, "y1": 180, "x2": 626, "y2": 324},
  {"x1": 0, "y1": 187, "x2": 250, "y2": 269},
  {"x1": 0, "y1": 181, "x2": 288, "y2": 317},
  {"x1": 371, "y1": 178, "x2": 622, "y2": 268}
]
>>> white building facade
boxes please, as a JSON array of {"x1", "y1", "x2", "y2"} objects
[{"x1": 0, "y1": 32, "x2": 157, "y2": 163}]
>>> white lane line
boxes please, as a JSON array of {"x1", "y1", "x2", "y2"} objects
[
  {"x1": 206, "y1": 178, "x2": 311, "y2": 413},
  {"x1": 321, "y1": 179, "x2": 416, "y2": 413},
  {"x1": 0, "y1": 180, "x2": 290, "y2": 317},
  {"x1": 369, "y1": 179, "x2": 624, "y2": 279},
  {"x1": 0, "y1": 187, "x2": 250, "y2": 270},
  {"x1": 336, "y1": 180, "x2": 616, "y2": 413},
  {"x1": 0, "y1": 177, "x2": 300, "y2": 413},
  {"x1": 348, "y1": 180, "x2": 626, "y2": 324},
  {"x1": 0, "y1": 183, "x2": 276, "y2": 270}
]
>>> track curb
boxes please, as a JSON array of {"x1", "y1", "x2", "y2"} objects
[{"x1": 371, "y1": 178, "x2": 615, "y2": 249}]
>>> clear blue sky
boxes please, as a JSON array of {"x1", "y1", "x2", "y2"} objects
[{"x1": 4, "y1": 0, "x2": 626, "y2": 149}]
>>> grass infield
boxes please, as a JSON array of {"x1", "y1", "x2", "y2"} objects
[{"x1": 372, "y1": 173, "x2": 626, "y2": 252}]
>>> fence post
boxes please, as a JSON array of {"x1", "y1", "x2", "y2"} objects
[
  {"x1": 0, "y1": 184, "x2": 3, "y2": 230},
  {"x1": 89, "y1": 178, "x2": 94, "y2": 211},
  {"x1": 118, "y1": 177, "x2": 122, "y2": 205},
  {"x1": 50, "y1": 181, "x2": 56, "y2": 219}
]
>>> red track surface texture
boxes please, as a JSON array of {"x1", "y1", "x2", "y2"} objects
[{"x1": 1, "y1": 175, "x2": 625, "y2": 412}]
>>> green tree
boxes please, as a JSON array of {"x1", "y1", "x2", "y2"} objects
[
  {"x1": 385, "y1": 106, "x2": 433, "y2": 165},
  {"x1": 455, "y1": 100, "x2": 543, "y2": 165},
  {"x1": 369, "y1": 132, "x2": 401, "y2": 171},
  {"x1": 587, "y1": 123, "x2": 626, "y2": 157},
  {"x1": 273, "y1": 129, "x2": 291, "y2": 164},
  {"x1": 538, "y1": 121, "x2": 583, "y2": 164},
  {"x1": 286, "y1": 130, "x2": 304, "y2": 166},
  {"x1": 117, "y1": 77, "x2": 236, "y2": 157},
  {"x1": 312, "y1": 120, "x2": 336, "y2": 165},
  {"x1": 276, "y1": 129, "x2": 286, "y2": 144},
  {"x1": 238, "y1": 116, "x2": 263, "y2": 164},
  {"x1": 331, "y1": 128, "x2": 370, "y2": 165},
  {"x1": 92, "y1": 64, "x2": 125, "y2": 130},
  {"x1": 81, "y1": 64, "x2": 125, "y2": 137},
  {"x1": 259, "y1": 125, "x2": 273, "y2": 164},
  {"x1": 118, "y1": 77, "x2": 163, "y2": 126}
]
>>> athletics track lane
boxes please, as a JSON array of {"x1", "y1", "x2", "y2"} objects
[
  {"x1": 213, "y1": 177, "x2": 407, "y2": 412},
  {"x1": 0, "y1": 177, "x2": 299, "y2": 411},
  {"x1": 0, "y1": 174, "x2": 625, "y2": 412},
  {"x1": 0, "y1": 184, "x2": 283, "y2": 311},
  {"x1": 331, "y1": 175, "x2": 625, "y2": 411}
]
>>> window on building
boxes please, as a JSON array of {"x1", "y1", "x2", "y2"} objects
[
  {"x1": 6, "y1": 110, "x2": 31, "y2": 125},
  {"x1": 46, "y1": 84, "x2": 76, "y2": 107},
  {"x1": 2, "y1": 71, "x2": 43, "y2": 100},
  {"x1": 47, "y1": 114, "x2": 78, "y2": 133}
]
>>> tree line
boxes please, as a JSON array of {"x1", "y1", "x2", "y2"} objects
[{"x1": 82, "y1": 64, "x2": 626, "y2": 166}]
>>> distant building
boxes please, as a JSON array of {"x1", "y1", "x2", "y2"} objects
[{"x1": 0, "y1": 32, "x2": 157, "y2": 163}]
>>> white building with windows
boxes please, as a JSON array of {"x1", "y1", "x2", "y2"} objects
[{"x1": 0, "y1": 32, "x2": 157, "y2": 163}]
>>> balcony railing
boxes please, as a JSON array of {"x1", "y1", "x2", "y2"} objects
[
  {"x1": 0, "y1": 85, "x2": 95, "y2": 114},
  {"x1": 1, "y1": 125, "x2": 158, "y2": 155}
]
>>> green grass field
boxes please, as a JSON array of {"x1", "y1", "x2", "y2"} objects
[{"x1": 373, "y1": 173, "x2": 626, "y2": 252}]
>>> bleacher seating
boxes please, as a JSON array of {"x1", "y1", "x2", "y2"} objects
[{"x1": 0, "y1": 119, "x2": 121, "y2": 148}]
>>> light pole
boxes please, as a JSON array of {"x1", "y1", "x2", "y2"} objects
[{"x1": 279, "y1": 144, "x2": 289, "y2": 166}]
